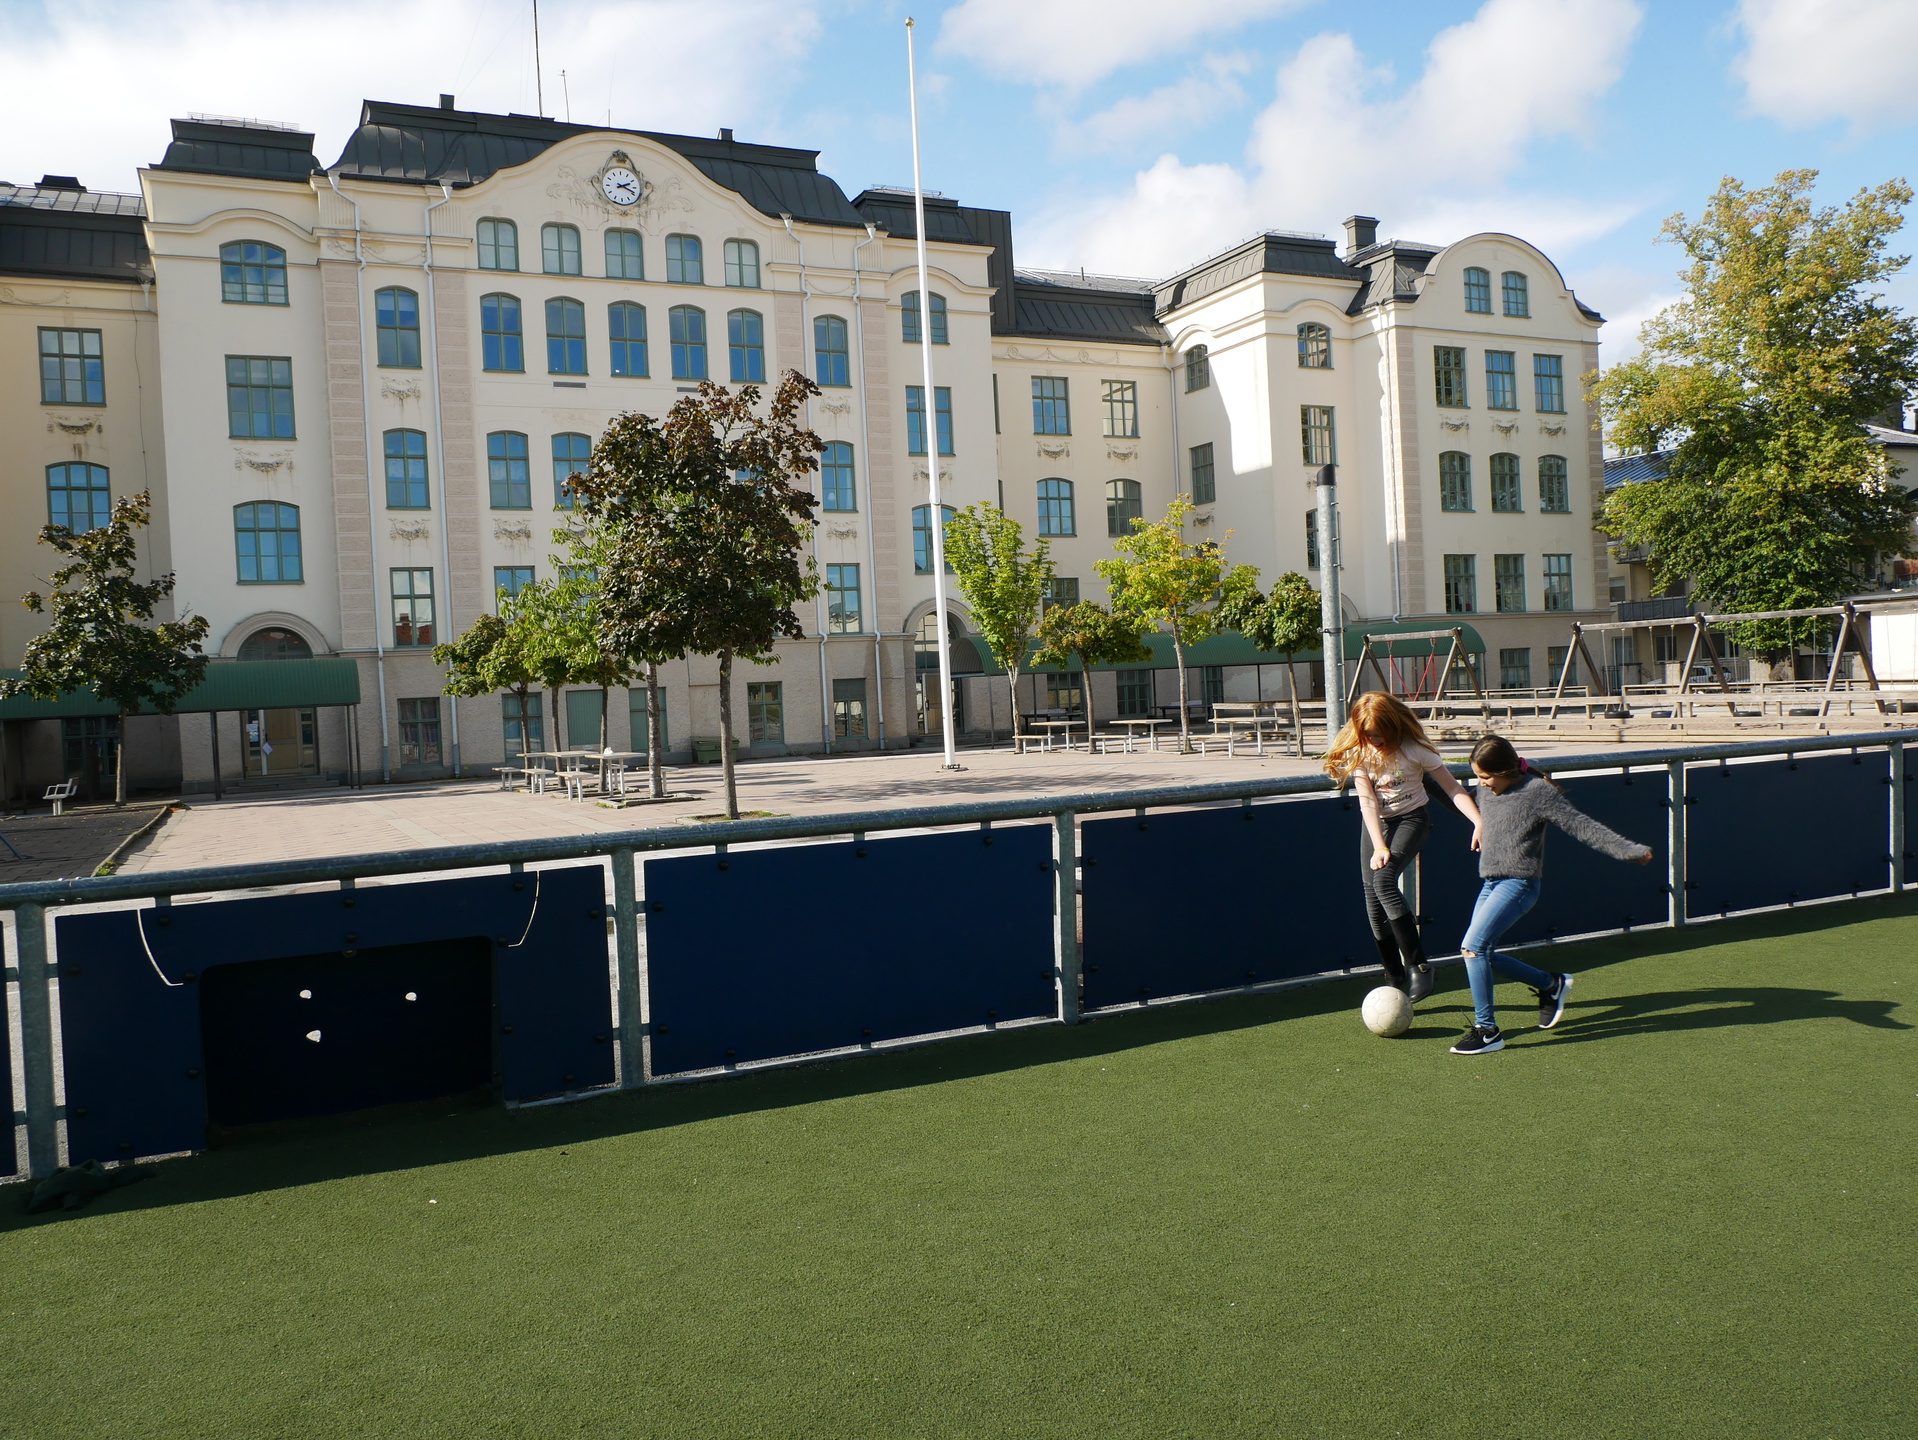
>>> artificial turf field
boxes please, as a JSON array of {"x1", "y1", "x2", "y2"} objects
[{"x1": 3, "y1": 896, "x2": 1915, "y2": 1439}]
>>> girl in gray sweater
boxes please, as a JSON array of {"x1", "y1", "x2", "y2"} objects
[{"x1": 1449, "y1": 735, "x2": 1654, "y2": 1055}]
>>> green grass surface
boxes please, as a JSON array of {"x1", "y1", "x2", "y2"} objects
[{"x1": 4, "y1": 898, "x2": 1916, "y2": 1439}]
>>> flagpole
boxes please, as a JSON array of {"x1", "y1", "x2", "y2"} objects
[{"x1": 906, "y1": 17, "x2": 963, "y2": 771}]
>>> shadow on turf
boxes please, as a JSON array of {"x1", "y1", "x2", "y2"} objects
[{"x1": 5, "y1": 891, "x2": 1911, "y2": 1227}]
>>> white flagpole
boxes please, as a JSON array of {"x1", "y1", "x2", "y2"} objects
[{"x1": 906, "y1": 17, "x2": 963, "y2": 770}]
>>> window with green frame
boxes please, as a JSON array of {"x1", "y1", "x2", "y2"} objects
[
  {"x1": 1036, "y1": 478, "x2": 1075, "y2": 536},
  {"x1": 814, "y1": 315, "x2": 850, "y2": 387},
  {"x1": 901, "y1": 290, "x2": 947, "y2": 344},
  {"x1": 1103, "y1": 379, "x2": 1138, "y2": 437},
  {"x1": 1499, "y1": 647, "x2": 1532, "y2": 690},
  {"x1": 1502, "y1": 271, "x2": 1530, "y2": 317},
  {"x1": 1300, "y1": 405, "x2": 1335, "y2": 466},
  {"x1": 552, "y1": 433, "x2": 590, "y2": 509},
  {"x1": 40, "y1": 327, "x2": 104, "y2": 404},
  {"x1": 605, "y1": 229, "x2": 643, "y2": 279},
  {"x1": 1543, "y1": 554, "x2": 1574, "y2": 612},
  {"x1": 609, "y1": 302, "x2": 647, "y2": 376},
  {"x1": 729, "y1": 309, "x2": 765, "y2": 382},
  {"x1": 1494, "y1": 553, "x2": 1526, "y2": 612},
  {"x1": 1534, "y1": 354, "x2": 1565, "y2": 412},
  {"x1": 375, "y1": 287, "x2": 421, "y2": 367},
  {"x1": 1463, "y1": 267, "x2": 1491, "y2": 313},
  {"x1": 384, "y1": 429, "x2": 429, "y2": 509},
  {"x1": 747, "y1": 682, "x2": 784, "y2": 743},
  {"x1": 670, "y1": 306, "x2": 707, "y2": 379},
  {"x1": 235, "y1": 501, "x2": 302, "y2": 583},
  {"x1": 226, "y1": 355, "x2": 293, "y2": 438},
  {"x1": 488, "y1": 431, "x2": 531, "y2": 508},
  {"x1": 912, "y1": 503, "x2": 955, "y2": 574},
  {"x1": 628, "y1": 686, "x2": 669, "y2": 753},
  {"x1": 1184, "y1": 344, "x2": 1209, "y2": 391},
  {"x1": 1115, "y1": 669, "x2": 1153, "y2": 716},
  {"x1": 546, "y1": 297, "x2": 586, "y2": 374},
  {"x1": 47, "y1": 462, "x2": 110, "y2": 533},
  {"x1": 1042, "y1": 575, "x2": 1079, "y2": 612},
  {"x1": 665, "y1": 233, "x2": 703, "y2": 284},
  {"x1": 1297, "y1": 322, "x2": 1331, "y2": 368},
  {"x1": 1490, "y1": 452, "x2": 1522, "y2": 511},
  {"x1": 220, "y1": 241, "x2": 287, "y2": 304},
  {"x1": 1433, "y1": 345, "x2": 1467, "y2": 407},
  {"x1": 906, "y1": 386, "x2": 953, "y2": 456},
  {"x1": 820, "y1": 442, "x2": 856, "y2": 512},
  {"x1": 826, "y1": 563, "x2": 861, "y2": 632},
  {"x1": 476, "y1": 219, "x2": 518, "y2": 271},
  {"x1": 1538, "y1": 454, "x2": 1571, "y2": 512},
  {"x1": 541, "y1": 223, "x2": 581, "y2": 276},
  {"x1": 1046, "y1": 670, "x2": 1084, "y2": 711},
  {"x1": 832, "y1": 678, "x2": 867, "y2": 738},
  {"x1": 1190, "y1": 441, "x2": 1216, "y2": 503},
  {"x1": 503, "y1": 692, "x2": 543, "y2": 754},
  {"x1": 391, "y1": 568, "x2": 435, "y2": 646},
  {"x1": 1439, "y1": 451, "x2": 1472, "y2": 511},
  {"x1": 1443, "y1": 554, "x2": 1477, "y2": 614},
  {"x1": 1107, "y1": 478, "x2": 1142, "y2": 536},
  {"x1": 481, "y1": 293, "x2": 523, "y2": 371},
  {"x1": 494, "y1": 566, "x2": 534, "y2": 598},
  {"x1": 724, "y1": 239, "x2": 760, "y2": 288},
  {"x1": 1032, "y1": 376, "x2": 1070, "y2": 435},
  {"x1": 1485, "y1": 350, "x2": 1517, "y2": 410}
]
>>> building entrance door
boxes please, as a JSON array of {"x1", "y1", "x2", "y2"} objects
[{"x1": 244, "y1": 708, "x2": 318, "y2": 776}]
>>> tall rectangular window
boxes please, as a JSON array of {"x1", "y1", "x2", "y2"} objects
[
  {"x1": 746, "y1": 682, "x2": 784, "y2": 744},
  {"x1": 820, "y1": 442, "x2": 856, "y2": 511},
  {"x1": 1543, "y1": 554, "x2": 1574, "y2": 612},
  {"x1": 494, "y1": 566, "x2": 534, "y2": 598},
  {"x1": 476, "y1": 219, "x2": 518, "y2": 272},
  {"x1": 1433, "y1": 346, "x2": 1467, "y2": 407},
  {"x1": 1116, "y1": 669, "x2": 1153, "y2": 717},
  {"x1": 1534, "y1": 354, "x2": 1566, "y2": 413},
  {"x1": 906, "y1": 386, "x2": 953, "y2": 456},
  {"x1": 813, "y1": 315, "x2": 850, "y2": 387},
  {"x1": 1036, "y1": 479, "x2": 1076, "y2": 536},
  {"x1": 1499, "y1": 647, "x2": 1532, "y2": 690},
  {"x1": 1103, "y1": 380, "x2": 1138, "y2": 438},
  {"x1": 609, "y1": 302, "x2": 647, "y2": 376},
  {"x1": 605, "y1": 230, "x2": 643, "y2": 279},
  {"x1": 542, "y1": 224, "x2": 582, "y2": 276},
  {"x1": 826, "y1": 563, "x2": 861, "y2": 633},
  {"x1": 1300, "y1": 405, "x2": 1335, "y2": 466},
  {"x1": 1184, "y1": 345, "x2": 1209, "y2": 391},
  {"x1": 1485, "y1": 351, "x2": 1517, "y2": 409},
  {"x1": 1046, "y1": 670, "x2": 1084, "y2": 712},
  {"x1": 1490, "y1": 453, "x2": 1523, "y2": 512},
  {"x1": 1190, "y1": 442, "x2": 1216, "y2": 504},
  {"x1": 552, "y1": 433, "x2": 590, "y2": 509},
  {"x1": 1306, "y1": 509, "x2": 1320, "y2": 569},
  {"x1": 226, "y1": 356, "x2": 294, "y2": 438},
  {"x1": 832, "y1": 678, "x2": 868, "y2": 739},
  {"x1": 1439, "y1": 452, "x2": 1473, "y2": 511},
  {"x1": 728, "y1": 309, "x2": 765, "y2": 383},
  {"x1": 1463, "y1": 267, "x2": 1492, "y2": 313},
  {"x1": 40, "y1": 328, "x2": 104, "y2": 405},
  {"x1": 546, "y1": 298, "x2": 587, "y2": 374},
  {"x1": 1443, "y1": 554, "x2": 1477, "y2": 614},
  {"x1": 384, "y1": 429, "x2": 430, "y2": 509},
  {"x1": 1200, "y1": 665, "x2": 1224, "y2": 704},
  {"x1": 481, "y1": 294, "x2": 523, "y2": 372},
  {"x1": 47, "y1": 463, "x2": 111, "y2": 533},
  {"x1": 1042, "y1": 576, "x2": 1079, "y2": 611},
  {"x1": 1538, "y1": 454, "x2": 1570, "y2": 513},
  {"x1": 670, "y1": 306, "x2": 707, "y2": 379},
  {"x1": 665, "y1": 234, "x2": 703, "y2": 284},
  {"x1": 398, "y1": 698, "x2": 441, "y2": 766},
  {"x1": 1032, "y1": 376, "x2": 1070, "y2": 435},
  {"x1": 391, "y1": 569, "x2": 435, "y2": 647},
  {"x1": 488, "y1": 432, "x2": 531, "y2": 508},
  {"x1": 1502, "y1": 271, "x2": 1530, "y2": 317},
  {"x1": 502, "y1": 692, "x2": 543, "y2": 755},
  {"x1": 902, "y1": 291, "x2": 947, "y2": 344},
  {"x1": 234, "y1": 501, "x2": 302, "y2": 583},
  {"x1": 1494, "y1": 553, "x2": 1527, "y2": 612},
  {"x1": 375, "y1": 288, "x2": 421, "y2": 368},
  {"x1": 723, "y1": 239, "x2": 760, "y2": 288}
]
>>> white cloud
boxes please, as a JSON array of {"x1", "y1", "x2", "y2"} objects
[
  {"x1": 1058, "y1": 54, "x2": 1255, "y2": 154},
  {"x1": 938, "y1": 0, "x2": 1310, "y2": 91},
  {"x1": 1570, "y1": 262, "x2": 1682, "y2": 366},
  {"x1": 0, "y1": 0, "x2": 821, "y2": 195},
  {"x1": 1026, "y1": 0, "x2": 1644, "y2": 279},
  {"x1": 1733, "y1": 0, "x2": 1918, "y2": 132}
]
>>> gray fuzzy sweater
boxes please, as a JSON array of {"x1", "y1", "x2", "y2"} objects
[{"x1": 1477, "y1": 774, "x2": 1651, "y2": 879}]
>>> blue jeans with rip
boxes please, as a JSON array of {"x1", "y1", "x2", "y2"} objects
[{"x1": 1460, "y1": 878, "x2": 1554, "y2": 1030}]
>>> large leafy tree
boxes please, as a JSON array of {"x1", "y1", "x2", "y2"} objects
[
  {"x1": 1095, "y1": 496, "x2": 1259, "y2": 752},
  {"x1": 1595, "y1": 170, "x2": 1918, "y2": 657},
  {"x1": 1215, "y1": 570, "x2": 1320, "y2": 754},
  {"x1": 575, "y1": 374, "x2": 822, "y2": 819},
  {"x1": 942, "y1": 504, "x2": 1051, "y2": 739},
  {"x1": 1030, "y1": 601, "x2": 1151, "y2": 734},
  {"x1": 0, "y1": 491, "x2": 209, "y2": 805}
]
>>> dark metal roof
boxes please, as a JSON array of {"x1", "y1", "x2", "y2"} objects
[
  {"x1": 1343, "y1": 241, "x2": 1439, "y2": 314},
  {"x1": 849, "y1": 190, "x2": 980, "y2": 243},
  {"x1": 1603, "y1": 449, "x2": 1674, "y2": 491},
  {"x1": 0, "y1": 185, "x2": 150, "y2": 283},
  {"x1": 155, "y1": 117, "x2": 322, "y2": 183},
  {"x1": 1154, "y1": 232, "x2": 1363, "y2": 315},
  {"x1": 1008, "y1": 275, "x2": 1164, "y2": 346}
]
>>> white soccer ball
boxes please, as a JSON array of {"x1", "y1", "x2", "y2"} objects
[{"x1": 1361, "y1": 985, "x2": 1413, "y2": 1037}]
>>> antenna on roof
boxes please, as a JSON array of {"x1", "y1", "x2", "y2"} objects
[
  {"x1": 561, "y1": 69, "x2": 571, "y2": 122},
  {"x1": 531, "y1": 0, "x2": 544, "y2": 116}
]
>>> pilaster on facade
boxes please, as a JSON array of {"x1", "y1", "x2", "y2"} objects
[{"x1": 319, "y1": 258, "x2": 377, "y2": 652}]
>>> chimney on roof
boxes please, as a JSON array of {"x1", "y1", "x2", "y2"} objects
[
  {"x1": 1343, "y1": 214, "x2": 1378, "y2": 256},
  {"x1": 38, "y1": 175, "x2": 84, "y2": 191},
  {"x1": 439, "y1": 93, "x2": 455, "y2": 111},
  {"x1": 718, "y1": 128, "x2": 734, "y2": 143}
]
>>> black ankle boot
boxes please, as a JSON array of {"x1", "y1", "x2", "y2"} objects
[
  {"x1": 1389, "y1": 916, "x2": 1433, "y2": 1002},
  {"x1": 1372, "y1": 935, "x2": 1408, "y2": 990}
]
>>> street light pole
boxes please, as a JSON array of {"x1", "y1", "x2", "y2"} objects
[{"x1": 1314, "y1": 463, "x2": 1346, "y2": 735}]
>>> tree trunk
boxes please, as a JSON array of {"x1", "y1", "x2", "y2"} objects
[
  {"x1": 114, "y1": 710, "x2": 128, "y2": 806},
  {"x1": 1007, "y1": 664, "x2": 1023, "y2": 740},
  {"x1": 549, "y1": 687, "x2": 562, "y2": 748},
  {"x1": 1284, "y1": 652, "x2": 1303, "y2": 758},
  {"x1": 646, "y1": 662, "x2": 664, "y2": 798},
  {"x1": 1078, "y1": 651, "x2": 1095, "y2": 736},
  {"x1": 598, "y1": 685, "x2": 609, "y2": 749},
  {"x1": 718, "y1": 649, "x2": 738, "y2": 819},
  {"x1": 1172, "y1": 634, "x2": 1191, "y2": 753}
]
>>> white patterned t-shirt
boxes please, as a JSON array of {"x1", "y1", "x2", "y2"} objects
[{"x1": 1356, "y1": 742, "x2": 1444, "y2": 818}]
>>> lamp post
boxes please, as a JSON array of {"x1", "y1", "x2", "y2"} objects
[{"x1": 1313, "y1": 463, "x2": 1346, "y2": 733}]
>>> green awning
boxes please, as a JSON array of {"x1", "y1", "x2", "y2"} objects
[
  {"x1": 0, "y1": 657, "x2": 361, "y2": 720},
  {"x1": 962, "y1": 620, "x2": 1485, "y2": 676}
]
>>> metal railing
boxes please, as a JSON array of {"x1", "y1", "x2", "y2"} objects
[{"x1": 5, "y1": 729, "x2": 1910, "y2": 1181}]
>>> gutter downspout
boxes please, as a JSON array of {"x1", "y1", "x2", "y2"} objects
[
  {"x1": 783, "y1": 214, "x2": 833, "y2": 757},
  {"x1": 851, "y1": 222, "x2": 886, "y2": 748},
  {"x1": 330, "y1": 170, "x2": 392, "y2": 782},
  {"x1": 422, "y1": 182, "x2": 461, "y2": 775}
]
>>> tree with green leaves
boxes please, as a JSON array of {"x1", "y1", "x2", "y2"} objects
[
  {"x1": 942, "y1": 504, "x2": 1051, "y2": 740},
  {"x1": 1594, "y1": 170, "x2": 1918, "y2": 659},
  {"x1": 0, "y1": 491, "x2": 209, "y2": 805},
  {"x1": 434, "y1": 607, "x2": 537, "y2": 750},
  {"x1": 1031, "y1": 601, "x2": 1151, "y2": 735},
  {"x1": 574, "y1": 374, "x2": 822, "y2": 819},
  {"x1": 1215, "y1": 570, "x2": 1320, "y2": 756},
  {"x1": 1095, "y1": 496, "x2": 1259, "y2": 752}
]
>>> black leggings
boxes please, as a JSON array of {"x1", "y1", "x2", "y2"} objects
[{"x1": 1359, "y1": 806, "x2": 1430, "y2": 940}]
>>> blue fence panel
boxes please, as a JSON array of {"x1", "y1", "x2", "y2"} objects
[
  {"x1": 1080, "y1": 798, "x2": 1379, "y2": 1010},
  {"x1": 1687, "y1": 753, "x2": 1889, "y2": 916},
  {"x1": 56, "y1": 867, "x2": 612, "y2": 1160},
  {"x1": 1418, "y1": 771, "x2": 1671, "y2": 953},
  {"x1": 645, "y1": 827, "x2": 1056, "y2": 1074}
]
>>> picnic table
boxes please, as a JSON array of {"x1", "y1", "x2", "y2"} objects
[
  {"x1": 1018, "y1": 718, "x2": 1084, "y2": 754},
  {"x1": 1102, "y1": 718, "x2": 1172, "y2": 753}
]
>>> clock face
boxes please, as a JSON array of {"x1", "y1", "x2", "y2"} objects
[{"x1": 601, "y1": 167, "x2": 642, "y2": 206}]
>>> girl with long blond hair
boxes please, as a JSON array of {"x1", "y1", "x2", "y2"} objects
[{"x1": 1323, "y1": 691, "x2": 1481, "y2": 1000}]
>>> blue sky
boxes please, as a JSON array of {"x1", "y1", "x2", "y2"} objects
[{"x1": 5, "y1": 0, "x2": 1916, "y2": 358}]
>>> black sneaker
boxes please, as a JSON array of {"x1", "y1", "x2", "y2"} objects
[
  {"x1": 1535, "y1": 973, "x2": 1573, "y2": 1030},
  {"x1": 1407, "y1": 963, "x2": 1434, "y2": 1004},
  {"x1": 1449, "y1": 1025, "x2": 1505, "y2": 1055}
]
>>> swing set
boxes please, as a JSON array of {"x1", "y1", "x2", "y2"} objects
[{"x1": 1344, "y1": 627, "x2": 1491, "y2": 721}]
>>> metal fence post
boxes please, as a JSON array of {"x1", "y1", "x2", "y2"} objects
[
  {"x1": 1891, "y1": 742, "x2": 1906, "y2": 894},
  {"x1": 1667, "y1": 759, "x2": 1688, "y2": 929},
  {"x1": 1053, "y1": 811, "x2": 1081, "y2": 1025},
  {"x1": 14, "y1": 902, "x2": 59, "y2": 1178},
  {"x1": 611, "y1": 848, "x2": 646, "y2": 1087}
]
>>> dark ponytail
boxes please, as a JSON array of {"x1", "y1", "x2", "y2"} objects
[{"x1": 1471, "y1": 733, "x2": 1556, "y2": 786}]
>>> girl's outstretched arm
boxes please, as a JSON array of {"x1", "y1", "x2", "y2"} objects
[
  {"x1": 1425, "y1": 758, "x2": 1484, "y2": 850},
  {"x1": 1352, "y1": 773, "x2": 1391, "y2": 867},
  {"x1": 1538, "y1": 786, "x2": 1654, "y2": 862}
]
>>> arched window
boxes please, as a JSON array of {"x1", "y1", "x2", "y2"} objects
[
  {"x1": 220, "y1": 241, "x2": 287, "y2": 305},
  {"x1": 1106, "y1": 478, "x2": 1142, "y2": 537},
  {"x1": 814, "y1": 315, "x2": 850, "y2": 387},
  {"x1": 235, "y1": 501, "x2": 303, "y2": 583},
  {"x1": 1490, "y1": 452, "x2": 1523, "y2": 512},
  {"x1": 912, "y1": 503, "x2": 956, "y2": 575},
  {"x1": 542, "y1": 223, "x2": 581, "y2": 276},
  {"x1": 488, "y1": 431, "x2": 531, "y2": 509},
  {"x1": 1297, "y1": 322, "x2": 1331, "y2": 369},
  {"x1": 1463, "y1": 267, "x2": 1492, "y2": 313},
  {"x1": 724, "y1": 239, "x2": 760, "y2": 288},
  {"x1": 383, "y1": 429, "x2": 430, "y2": 509},
  {"x1": 666, "y1": 234, "x2": 703, "y2": 284},
  {"x1": 374, "y1": 287, "x2": 421, "y2": 368},
  {"x1": 1501, "y1": 270, "x2": 1530, "y2": 317},
  {"x1": 1538, "y1": 455, "x2": 1571, "y2": 513},
  {"x1": 1037, "y1": 478, "x2": 1075, "y2": 536},
  {"x1": 47, "y1": 462, "x2": 111, "y2": 533},
  {"x1": 609, "y1": 302, "x2": 647, "y2": 377},
  {"x1": 728, "y1": 309, "x2": 766, "y2": 383},
  {"x1": 1439, "y1": 451, "x2": 1473, "y2": 511},
  {"x1": 669, "y1": 305, "x2": 707, "y2": 379},
  {"x1": 237, "y1": 627, "x2": 312, "y2": 661},
  {"x1": 605, "y1": 229, "x2": 643, "y2": 280},
  {"x1": 552, "y1": 433, "x2": 591, "y2": 510},
  {"x1": 546, "y1": 297, "x2": 586, "y2": 374},
  {"x1": 1184, "y1": 344, "x2": 1210, "y2": 392},
  {"x1": 820, "y1": 441, "x2": 856, "y2": 512},
  {"x1": 902, "y1": 291, "x2": 948, "y2": 344},
  {"x1": 477, "y1": 219, "x2": 518, "y2": 272},
  {"x1": 481, "y1": 293, "x2": 523, "y2": 372}
]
